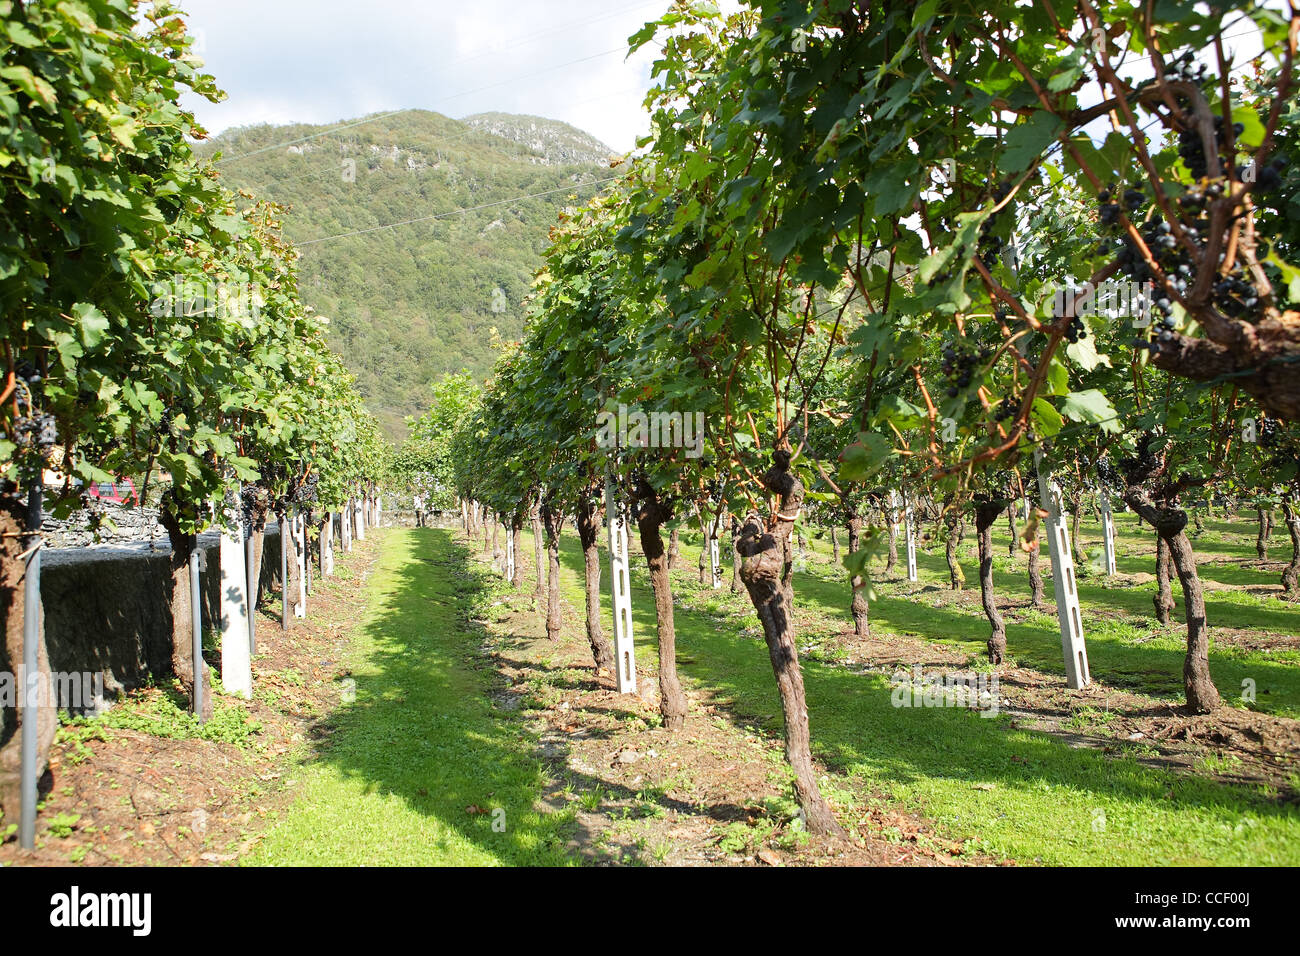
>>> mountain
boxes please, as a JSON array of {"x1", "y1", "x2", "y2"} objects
[{"x1": 198, "y1": 111, "x2": 618, "y2": 438}]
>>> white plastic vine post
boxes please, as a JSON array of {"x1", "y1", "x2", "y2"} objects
[
  {"x1": 1023, "y1": 497, "x2": 1031, "y2": 522},
  {"x1": 375, "y1": 494, "x2": 382, "y2": 526},
  {"x1": 605, "y1": 477, "x2": 637, "y2": 693},
  {"x1": 354, "y1": 495, "x2": 366, "y2": 541},
  {"x1": 342, "y1": 500, "x2": 352, "y2": 552},
  {"x1": 505, "y1": 525, "x2": 515, "y2": 581},
  {"x1": 904, "y1": 494, "x2": 918, "y2": 582},
  {"x1": 219, "y1": 493, "x2": 253, "y2": 697},
  {"x1": 293, "y1": 514, "x2": 307, "y2": 619},
  {"x1": 1035, "y1": 450, "x2": 1091, "y2": 689},
  {"x1": 1099, "y1": 489, "x2": 1118, "y2": 576}
]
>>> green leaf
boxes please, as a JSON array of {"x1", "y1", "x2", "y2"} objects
[
  {"x1": 71, "y1": 303, "x2": 110, "y2": 348},
  {"x1": 1060, "y1": 389, "x2": 1120, "y2": 432},
  {"x1": 1031, "y1": 397, "x2": 1064, "y2": 437},
  {"x1": 999, "y1": 113, "x2": 1064, "y2": 174}
]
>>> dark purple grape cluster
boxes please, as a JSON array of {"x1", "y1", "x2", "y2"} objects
[
  {"x1": 976, "y1": 180, "x2": 1015, "y2": 268},
  {"x1": 1120, "y1": 433, "x2": 1162, "y2": 483},
  {"x1": 14, "y1": 412, "x2": 56, "y2": 450},
  {"x1": 993, "y1": 395, "x2": 1018, "y2": 422},
  {"x1": 1096, "y1": 456, "x2": 1119, "y2": 486},
  {"x1": 1212, "y1": 274, "x2": 1259, "y2": 317},
  {"x1": 292, "y1": 471, "x2": 320, "y2": 505},
  {"x1": 941, "y1": 341, "x2": 991, "y2": 397},
  {"x1": 1239, "y1": 155, "x2": 1288, "y2": 192}
]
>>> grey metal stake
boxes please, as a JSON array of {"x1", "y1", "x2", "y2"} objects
[
  {"x1": 189, "y1": 537, "x2": 204, "y2": 723},
  {"x1": 19, "y1": 479, "x2": 42, "y2": 849}
]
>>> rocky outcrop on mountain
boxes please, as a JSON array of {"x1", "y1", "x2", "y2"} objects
[{"x1": 462, "y1": 112, "x2": 617, "y2": 166}]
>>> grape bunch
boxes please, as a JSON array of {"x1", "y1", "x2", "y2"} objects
[
  {"x1": 976, "y1": 180, "x2": 1015, "y2": 269},
  {"x1": 1261, "y1": 156, "x2": 1287, "y2": 191},
  {"x1": 1096, "y1": 456, "x2": 1120, "y2": 487},
  {"x1": 291, "y1": 471, "x2": 320, "y2": 505},
  {"x1": 1259, "y1": 416, "x2": 1279, "y2": 448},
  {"x1": 1049, "y1": 291, "x2": 1088, "y2": 343},
  {"x1": 940, "y1": 341, "x2": 991, "y2": 398},
  {"x1": 1120, "y1": 433, "x2": 1163, "y2": 483},
  {"x1": 13, "y1": 412, "x2": 56, "y2": 450},
  {"x1": 1212, "y1": 274, "x2": 1259, "y2": 318},
  {"x1": 992, "y1": 394, "x2": 1018, "y2": 422}
]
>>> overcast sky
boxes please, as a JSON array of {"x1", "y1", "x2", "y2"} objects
[{"x1": 178, "y1": 0, "x2": 673, "y2": 152}]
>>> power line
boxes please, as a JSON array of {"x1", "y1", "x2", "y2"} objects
[
  {"x1": 295, "y1": 175, "x2": 622, "y2": 247},
  {"x1": 214, "y1": 109, "x2": 413, "y2": 164}
]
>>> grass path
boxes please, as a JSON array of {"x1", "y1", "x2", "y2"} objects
[{"x1": 248, "y1": 528, "x2": 573, "y2": 866}]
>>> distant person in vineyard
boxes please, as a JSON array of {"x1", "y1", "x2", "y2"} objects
[{"x1": 414, "y1": 493, "x2": 426, "y2": 527}]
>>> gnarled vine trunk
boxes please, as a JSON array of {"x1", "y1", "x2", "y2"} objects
[
  {"x1": 975, "y1": 501, "x2": 1008, "y2": 663},
  {"x1": 698, "y1": 523, "x2": 709, "y2": 585},
  {"x1": 846, "y1": 515, "x2": 868, "y2": 637},
  {"x1": 1154, "y1": 534, "x2": 1176, "y2": 625},
  {"x1": 1124, "y1": 488, "x2": 1219, "y2": 713},
  {"x1": 575, "y1": 499, "x2": 614, "y2": 675},
  {"x1": 944, "y1": 508, "x2": 964, "y2": 591},
  {"x1": 540, "y1": 499, "x2": 563, "y2": 641},
  {"x1": 285, "y1": 510, "x2": 305, "y2": 623},
  {"x1": 1027, "y1": 529, "x2": 1046, "y2": 609},
  {"x1": 730, "y1": 515, "x2": 743, "y2": 594},
  {"x1": 830, "y1": 524, "x2": 839, "y2": 565},
  {"x1": 885, "y1": 513, "x2": 898, "y2": 574},
  {"x1": 667, "y1": 527, "x2": 680, "y2": 570},
  {"x1": 736, "y1": 451, "x2": 843, "y2": 838},
  {"x1": 1070, "y1": 493, "x2": 1087, "y2": 566},
  {"x1": 1006, "y1": 505, "x2": 1018, "y2": 558},
  {"x1": 1256, "y1": 507, "x2": 1270, "y2": 561},
  {"x1": 510, "y1": 515, "x2": 524, "y2": 590},
  {"x1": 1281, "y1": 499, "x2": 1300, "y2": 600},
  {"x1": 531, "y1": 504, "x2": 544, "y2": 599},
  {"x1": 632, "y1": 482, "x2": 687, "y2": 731},
  {"x1": 246, "y1": 486, "x2": 269, "y2": 610},
  {"x1": 159, "y1": 503, "x2": 211, "y2": 719}
]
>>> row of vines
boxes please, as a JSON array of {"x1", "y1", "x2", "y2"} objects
[
  {"x1": 440, "y1": 0, "x2": 1300, "y2": 835},
  {"x1": 0, "y1": 2, "x2": 388, "y2": 835}
]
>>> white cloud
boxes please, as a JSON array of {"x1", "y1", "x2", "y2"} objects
[{"x1": 178, "y1": 0, "x2": 667, "y2": 151}]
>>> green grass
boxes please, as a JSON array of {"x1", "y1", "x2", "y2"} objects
[
  {"x1": 247, "y1": 528, "x2": 577, "y2": 866},
  {"x1": 535, "y1": 519, "x2": 1300, "y2": 866}
]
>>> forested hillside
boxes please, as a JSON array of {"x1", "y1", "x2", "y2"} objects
[{"x1": 200, "y1": 111, "x2": 617, "y2": 437}]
